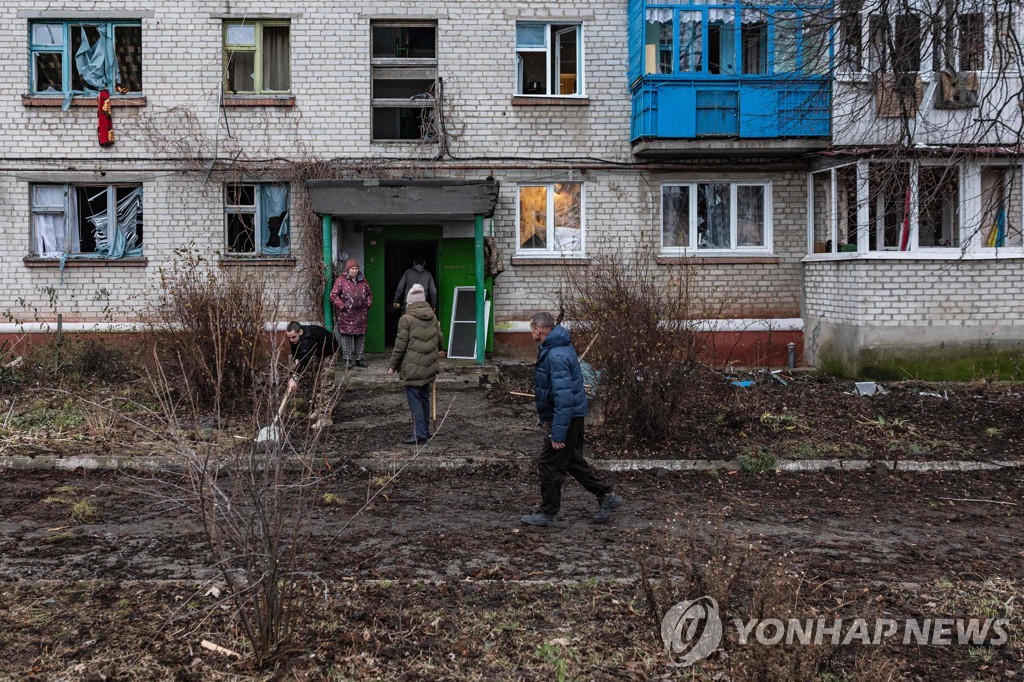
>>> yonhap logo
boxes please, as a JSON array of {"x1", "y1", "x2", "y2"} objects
[{"x1": 661, "y1": 596, "x2": 724, "y2": 666}]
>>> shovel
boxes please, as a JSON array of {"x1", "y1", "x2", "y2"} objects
[{"x1": 256, "y1": 387, "x2": 292, "y2": 444}]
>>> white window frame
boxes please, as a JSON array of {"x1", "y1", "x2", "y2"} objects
[
  {"x1": 659, "y1": 181, "x2": 773, "y2": 255},
  {"x1": 515, "y1": 22, "x2": 585, "y2": 97},
  {"x1": 30, "y1": 182, "x2": 143, "y2": 258},
  {"x1": 515, "y1": 182, "x2": 586, "y2": 257}
]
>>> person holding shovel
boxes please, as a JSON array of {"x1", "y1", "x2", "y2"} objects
[
  {"x1": 285, "y1": 321, "x2": 339, "y2": 430},
  {"x1": 387, "y1": 284, "x2": 442, "y2": 445},
  {"x1": 521, "y1": 312, "x2": 621, "y2": 527}
]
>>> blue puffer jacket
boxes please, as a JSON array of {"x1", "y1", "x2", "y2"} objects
[{"x1": 535, "y1": 325, "x2": 588, "y2": 443}]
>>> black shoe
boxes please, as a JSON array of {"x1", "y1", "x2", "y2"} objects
[
  {"x1": 521, "y1": 512, "x2": 558, "y2": 526},
  {"x1": 593, "y1": 493, "x2": 622, "y2": 524},
  {"x1": 402, "y1": 434, "x2": 430, "y2": 445},
  {"x1": 355, "y1": 359, "x2": 367, "y2": 368}
]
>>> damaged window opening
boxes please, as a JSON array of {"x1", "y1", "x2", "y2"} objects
[
  {"x1": 224, "y1": 21, "x2": 291, "y2": 94},
  {"x1": 662, "y1": 182, "x2": 771, "y2": 253},
  {"x1": 371, "y1": 21, "x2": 437, "y2": 141},
  {"x1": 516, "y1": 22, "x2": 583, "y2": 95},
  {"x1": 518, "y1": 183, "x2": 584, "y2": 255},
  {"x1": 28, "y1": 20, "x2": 143, "y2": 98},
  {"x1": 224, "y1": 183, "x2": 290, "y2": 256},
  {"x1": 31, "y1": 183, "x2": 143, "y2": 259},
  {"x1": 917, "y1": 166, "x2": 960, "y2": 249}
]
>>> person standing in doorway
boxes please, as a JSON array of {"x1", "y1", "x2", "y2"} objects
[
  {"x1": 393, "y1": 255, "x2": 438, "y2": 312},
  {"x1": 521, "y1": 312, "x2": 621, "y2": 526},
  {"x1": 388, "y1": 284, "x2": 442, "y2": 445},
  {"x1": 330, "y1": 258, "x2": 373, "y2": 370}
]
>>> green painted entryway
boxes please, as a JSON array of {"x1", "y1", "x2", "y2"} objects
[{"x1": 363, "y1": 225, "x2": 494, "y2": 354}]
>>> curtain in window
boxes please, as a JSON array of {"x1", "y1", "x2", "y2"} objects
[
  {"x1": 65, "y1": 25, "x2": 115, "y2": 109},
  {"x1": 775, "y1": 12, "x2": 799, "y2": 73},
  {"x1": 646, "y1": 8, "x2": 672, "y2": 23},
  {"x1": 34, "y1": 214, "x2": 64, "y2": 257},
  {"x1": 679, "y1": 12, "x2": 703, "y2": 72},
  {"x1": 262, "y1": 26, "x2": 290, "y2": 91},
  {"x1": 260, "y1": 185, "x2": 290, "y2": 255}
]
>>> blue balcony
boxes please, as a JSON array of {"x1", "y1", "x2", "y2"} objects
[{"x1": 628, "y1": 0, "x2": 832, "y2": 149}]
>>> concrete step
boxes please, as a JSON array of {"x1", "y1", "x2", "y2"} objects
[{"x1": 338, "y1": 354, "x2": 500, "y2": 390}]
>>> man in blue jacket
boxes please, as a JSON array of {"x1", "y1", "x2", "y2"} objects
[{"x1": 521, "y1": 312, "x2": 622, "y2": 526}]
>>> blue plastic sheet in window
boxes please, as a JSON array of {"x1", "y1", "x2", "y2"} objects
[
  {"x1": 63, "y1": 25, "x2": 118, "y2": 110},
  {"x1": 260, "y1": 184, "x2": 290, "y2": 255}
]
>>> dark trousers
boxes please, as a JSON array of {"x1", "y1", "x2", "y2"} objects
[
  {"x1": 405, "y1": 384, "x2": 432, "y2": 439},
  {"x1": 538, "y1": 417, "x2": 612, "y2": 516}
]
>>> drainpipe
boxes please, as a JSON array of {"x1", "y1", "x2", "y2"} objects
[
  {"x1": 322, "y1": 214, "x2": 333, "y2": 328},
  {"x1": 474, "y1": 213, "x2": 485, "y2": 365}
]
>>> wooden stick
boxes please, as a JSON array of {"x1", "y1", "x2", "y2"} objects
[
  {"x1": 201, "y1": 640, "x2": 241, "y2": 658},
  {"x1": 509, "y1": 391, "x2": 535, "y2": 398},
  {"x1": 579, "y1": 333, "x2": 599, "y2": 362},
  {"x1": 938, "y1": 497, "x2": 1018, "y2": 506},
  {"x1": 432, "y1": 382, "x2": 437, "y2": 421}
]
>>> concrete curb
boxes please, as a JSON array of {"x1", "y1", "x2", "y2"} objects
[{"x1": 2, "y1": 454, "x2": 1021, "y2": 474}]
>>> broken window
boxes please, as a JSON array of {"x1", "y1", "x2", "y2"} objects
[
  {"x1": 517, "y1": 23, "x2": 583, "y2": 95},
  {"x1": 892, "y1": 14, "x2": 921, "y2": 72},
  {"x1": 224, "y1": 21, "x2": 290, "y2": 93},
  {"x1": 518, "y1": 183, "x2": 583, "y2": 255},
  {"x1": 31, "y1": 184, "x2": 143, "y2": 259},
  {"x1": 661, "y1": 182, "x2": 771, "y2": 253},
  {"x1": 29, "y1": 20, "x2": 143, "y2": 101},
  {"x1": 980, "y1": 168, "x2": 1023, "y2": 249},
  {"x1": 644, "y1": 10, "x2": 673, "y2": 75},
  {"x1": 838, "y1": 1, "x2": 864, "y2": 72},
  {"x1": 741, "y1": 11, "x2": 768, "y2": 75},
  {"x1": 957, "y1": 13, "x2": 984, "y2": 71},
  {"x1": 224, "y1": 183, "x2": 290, "y2": 256},
  {"x1": 868, "y1": 164, "x2": 911, "y2": 250},
  {"x1": 918, "y1": 167, "x2": 960, "y2": 248},
  {"x1": 371, "y1": 22, "x2": 437, "y2": 140}
]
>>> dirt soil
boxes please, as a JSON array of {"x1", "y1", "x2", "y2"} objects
[{"x1": 1, "y1": 367, "x2": 1023, "y2": 679}]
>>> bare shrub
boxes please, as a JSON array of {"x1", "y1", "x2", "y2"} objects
[
  {"x1": 144, "y1": 356, "x2": 339, "y2": 668},
  {"x1": 559, "y1": 244, "x2": 734, "y2": 447},
  {"x1": 150, "y1": 248, "x2": 273, "y2": 417}
]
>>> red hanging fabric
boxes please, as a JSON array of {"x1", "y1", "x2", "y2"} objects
[
  {"x1": 97, "y1": 90, "x2": 114, "y2": 146},
  {"x1": 898, "y1": 186, "x2": 911, "y2": 251}
]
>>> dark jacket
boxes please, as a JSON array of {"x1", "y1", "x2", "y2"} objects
[
  {"x1": 389, "y1": 301, "x2": 442, "y2": 387},
  {"x1": 290, "y1": 324, "x2": 338, "y2": 376},
  {"x1": 394, "y1": 264, "x2": 437, "y2": 309},
  {"x1": 331, "y1": 272, "x2": 373, "y2": 335},
  {"x1": 534, "y1": 325, "x2": 588, "y2": 443}
]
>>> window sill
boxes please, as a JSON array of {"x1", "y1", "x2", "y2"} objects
[
  {"x1": 657, "y1": 255, "x2": 779, "y2": 265},
  {"x1": 24, "y1": 256, "x2": 148, "y2": 267},
  {"x1": 22, "y1": 94, "x2": 147, "y2": 108},
  {"x1": 511, "y1": 96, "x2": 589, "y2": 107},
  {"x1": 219, "y1": 256, "x2": 296, "y2": 266},
  {"x1": 511, "y1": 256, "x2": 590, "y2": 266},
  {"x1": 802, "y1": 251, "x2": 1024, "y2": 262},
  {"x1": 222, "y1": 95, "x2": 296, "y2": 107}
]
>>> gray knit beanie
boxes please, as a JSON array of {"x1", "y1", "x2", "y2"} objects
[{"x1": 406, "y1": 283, "x2": 426, "y2": 305}]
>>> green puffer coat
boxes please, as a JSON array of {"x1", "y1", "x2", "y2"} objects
[{"x1": 389, "y1": 301, "x2": 442, "y2": 386}]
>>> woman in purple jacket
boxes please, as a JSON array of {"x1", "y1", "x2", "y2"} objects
[{"x1": 330, "y1": 259, "x2": 373, "y2": 369}]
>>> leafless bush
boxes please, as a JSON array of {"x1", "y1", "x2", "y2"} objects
[
  {"x1": 145, "y1": 355, "x2": 339, "y2": 668},
  {"x1": 149, "y1": 248, "x2": 273, "y2": 417},
  {"x1": 559, "y1": 244, "x2": 734, "y2": 447}
]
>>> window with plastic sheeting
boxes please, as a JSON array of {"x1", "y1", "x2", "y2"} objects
[
  {"x1": 517, "y1": 183, "x2": 584, "y2": 256},
  {"x1": 28, "y1": 20, "x2": 143, "y2": 102},
  {"x1": 224, "y1": 183, "x2": 290, "y2": 256},
  {"x1": 30, "y1": 184, "x2": 143, "y2": 259},
  {"x1": 661, "y1": 182, "x2": 772, "y2": 254}
]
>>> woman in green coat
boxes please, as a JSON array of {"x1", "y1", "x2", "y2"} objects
[{"x1": 388, "y1": 284, "x2": 442, "y2": 445}]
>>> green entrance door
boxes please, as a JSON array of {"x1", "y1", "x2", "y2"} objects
[{"x1": 363, "y1": 226, "x2": 493, "y2": 354}]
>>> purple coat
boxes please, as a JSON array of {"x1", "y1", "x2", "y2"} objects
[{"x1": 331, "y1": 272, "x2": 373, "y2": 335}]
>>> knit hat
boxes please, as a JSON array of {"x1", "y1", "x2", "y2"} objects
[
  {"x1": 344, "y1": 258, "x2": 359, "y2": 272},
  {"x1": 406, "y1": 283, "x2": 426, "y2": 305}
]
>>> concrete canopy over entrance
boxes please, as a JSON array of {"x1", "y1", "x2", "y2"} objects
[
  {"x1": 306, "y1": 178, "x2": 499, "y2": 364},
  {"x1": 306, "y1": 178, "x2": 499, "y2": 222}
]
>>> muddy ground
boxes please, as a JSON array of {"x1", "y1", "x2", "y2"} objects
[{"x1": 1, "y1": 367, "x2": 1023, "y2": 679}]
